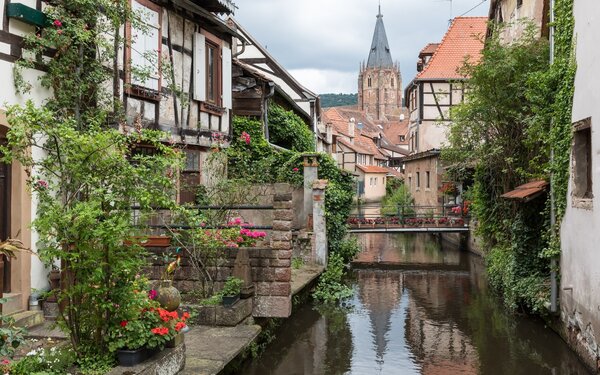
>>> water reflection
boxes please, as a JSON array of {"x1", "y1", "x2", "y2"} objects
[{"x1": 240, "y1": 233, "x2": 590, "y2": 375}]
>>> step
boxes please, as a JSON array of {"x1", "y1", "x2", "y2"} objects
[
  {"x1": 10, "y1": 310, "x2": 44, "y2": 329},
  {"x1": 26, "y1": 320, "x2": 68, "y2": 340},
  {"x1": 1, "y1": 292, "x2": 24, "y2": 315}
]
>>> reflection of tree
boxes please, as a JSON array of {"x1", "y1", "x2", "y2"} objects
[
  {"x1": 465, "y1": 291, "x2": 590, "y2": 374},
  {"x1": 314, "y1": 304, "x2": 354, "y2": 374},
  {"x1": 356, "y1": 271, "x2": 403, "y2": 363}
]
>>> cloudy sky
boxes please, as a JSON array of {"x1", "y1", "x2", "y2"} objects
[{"x1": 234, "y1": 0, "x2": 489, "y2": 94}]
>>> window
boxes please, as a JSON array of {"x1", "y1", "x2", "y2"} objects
[
  {"x1": 206, "y1": 41, "x2": 220, "y2": 105},
  {"x1": 426, "y1": 171, "x2": 430, "y2": 189},
  {"x1": 517, "y1": 0, "x2": 523, "y2": 8},
  {"x1": 368, "y1": 77, "x2": 372, "y2": 88},
  {"x1": 391, "y1": 78, "x2": 395, "y2": 87},
  {"x1": 374, "y1": 177, "x2": 378, "y2": 185},
  {"x1": 399, "y1": 135, "x2": 405, "y2": 142},
  {"x1": 193, "y1": 31, "x2": 232, "y2": 113},
  {"x1": 572, "y1": 118, "x2": 593, "y2": 204},
  {"x1": 416, "y1": 172, "x2": 420, "y2": 189},
  {"x1": 408, "y1": 177, "x2": 412, "y2": 189},
  {"x1": 127, "y1": 0, "x2": 162, "y2": 98}
]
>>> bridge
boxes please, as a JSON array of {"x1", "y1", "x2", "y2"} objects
[{"x1": 347, "y1": 204, "x2": 471, "y2": 234}]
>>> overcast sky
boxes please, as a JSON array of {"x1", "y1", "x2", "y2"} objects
[{"x1": 234, "y1": 0, "x2": 489, "y2": 94}]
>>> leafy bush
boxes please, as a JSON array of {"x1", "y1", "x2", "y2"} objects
[
  {"x1": 381, "y1": 184, "x2": 414, "y2": 216},
  {"x1": 335, "y1": 236, "x2": 361, "y2": 264},
  {"x1": 0, "y1": 299, "x2": 26, "y2": 358},
  {"x1": 9, "y1": 346, "x2": 76, "y2": 375},
  {"x1": 221, "y1": 277, "x2": 243, "y2": 297},
  {"x1": 267, "y1": 104, "x2": 315, "y2": 152},
  {"x1": 312, "y1": 253, "x2": 353, "y2": 304}
]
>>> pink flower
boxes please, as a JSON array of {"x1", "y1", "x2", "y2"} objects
[
  {"x1": 240, "y1": 131, "x2": 251, "y2": 145},
  {"x1": 36, "y1": 180, "x2": 48, "y2": 189},
  {"x1": 1, "y1": 359, "x2": 9, "y2": 365},
  {"x1": 148, "y1": 289, "x2": 157, "y2": 300},
  {"x1": 53, "y1": 19, "x2": 62, "y2": 27},
  {"x1": 293, "y1": 167, "x2": 299, "y2": 172}
]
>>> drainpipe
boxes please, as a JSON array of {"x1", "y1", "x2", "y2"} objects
[{"x1": 549, "y1": 0, "x2": 558, "y2": 314}]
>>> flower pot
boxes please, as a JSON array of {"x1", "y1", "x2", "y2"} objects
[
  {"x1": 126, "y1": 236, "x2": 171, "y2": 248},
  {"x1": 117, "y1": 348, "x2": 147, "y2": 367},
  {"x1": 166, "y1": 332, "x2": 185, "y2": 348},
  {"x1": 222, "y1": 294, "x2": 240, "y2": 307},
  {"x1": 156, "y1": 281, "x2": 181, "y2": 312}
]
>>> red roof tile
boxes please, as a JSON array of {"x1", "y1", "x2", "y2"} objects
[
  {"x1": 356, "y1": 165, "x2": 389, "y2": 174},
  {"x1": 419, "y1": 43, "x2": 440, "y2": 57},
  {"x1": 417, "y1": 17, "x2": 487, "y2": 80},
  {"x1": 501, "y1": 180, "x2": 549, "y2": 202}
]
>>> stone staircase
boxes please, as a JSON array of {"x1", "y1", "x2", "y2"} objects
[{"x1": 2, "y1": 292, "x2": 45, "y2": 329}]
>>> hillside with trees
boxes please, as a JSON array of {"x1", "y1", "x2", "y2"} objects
[{"x1": 319, "y1": 93, "x2": 358, "y2": 108}]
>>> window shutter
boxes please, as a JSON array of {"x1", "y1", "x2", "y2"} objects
[
  {"x1": 222, "y1": 45, "x2": 232, "y2": 109},
  {"x1": 193, "y1": 33, "x2": 206, "y2": 101}
]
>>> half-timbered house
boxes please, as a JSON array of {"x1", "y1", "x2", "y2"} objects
[
  {"x1": 0, "y1": 0, "x2": 238, "y2": 314},
  {"x1": 402, "y1": 17, "x2": 487, "y2": 207}
]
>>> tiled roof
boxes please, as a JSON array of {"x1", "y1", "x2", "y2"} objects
[
  {"x1": 500, "y1": 180, "x2": 549, "y2": 202},
  {"x1": 416, "y1": 17, "x2": 487, "y2": 80},
  {"x1": 337, "y1": 138, "x2": 375, "y2": 155},
  {"x1": 419, "y1": 43, "x2": 440, "y2": 57},
  {"x1": 356, "y1": 165, "x2": 389, "y2": 174}
]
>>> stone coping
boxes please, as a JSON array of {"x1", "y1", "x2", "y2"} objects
[{"x1": 108, "y1": 343, "x2": 186, "y2": 375}]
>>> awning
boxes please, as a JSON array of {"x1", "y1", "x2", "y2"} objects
[{"x1": 500, "y1": 180, "x2": 549, "y2": 202}]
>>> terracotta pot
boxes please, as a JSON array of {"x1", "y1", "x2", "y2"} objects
[
  {"x1": 126, "y1": 236, "x2": 171, "y2": 248},
  {"x1": 156, "y1": 281, "x2": 181, "y2": 312}
]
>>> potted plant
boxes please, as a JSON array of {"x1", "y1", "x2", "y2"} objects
[
  {"x1": 108, "y1": 291, "x2": 190, "y2": 366},
  {"x1": 221, "y1": 276, "x2": 243, "y2": 307}
]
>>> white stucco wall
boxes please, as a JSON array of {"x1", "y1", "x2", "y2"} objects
[{"x1": 559, "y1": 0, "x2": 600, "y2": 369}]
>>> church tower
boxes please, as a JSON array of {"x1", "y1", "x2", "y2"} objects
[{"x1": 358, "y1": 6, "x2": 402, "y2": 121}]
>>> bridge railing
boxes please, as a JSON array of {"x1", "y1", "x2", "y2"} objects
[{"x1": 348, "y1": 204, "x2": 470, "y2": 228}]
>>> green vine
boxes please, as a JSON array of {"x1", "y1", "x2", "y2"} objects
[{"x1": 442, "y1": 5, "x2": 576, "y2": 313}]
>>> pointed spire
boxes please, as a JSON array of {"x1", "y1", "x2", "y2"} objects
[{"x1": 367, "y1": 4, "x2": 393, "y2": 68}]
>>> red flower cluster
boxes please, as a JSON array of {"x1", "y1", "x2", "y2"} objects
[
  {"x1": 151, "y1": 327, "x2": 169, "y2": 336},
  {"x1": 240, "y1": 131, "x2": 251, "y2": 145},
  {"x1": 120, "y1": 320, "x2": 128, "y2": 327},
  {"x1": 53, "y1": 19, "x2": 62, "y2": 27}
]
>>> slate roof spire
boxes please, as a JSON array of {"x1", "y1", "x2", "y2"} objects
[{"x1": 366, "y1": 5, "x2": 394, "y2": 68}]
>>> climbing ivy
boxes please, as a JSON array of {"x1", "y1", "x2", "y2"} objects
[
  {"x1": 267, "y1": 104, "x2": 315, "y2": 152},
  {"x1": 442, "y1": 6, "x2": 576, "y2": 313}
]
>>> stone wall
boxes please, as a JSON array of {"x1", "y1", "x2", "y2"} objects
[{"x1": 145, "y1": 183, "x2": 295, "y2": 318}]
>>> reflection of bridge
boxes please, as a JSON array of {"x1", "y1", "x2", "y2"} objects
[{"x1": 348, "y1": 204, "x2": 471, "y2": 234}]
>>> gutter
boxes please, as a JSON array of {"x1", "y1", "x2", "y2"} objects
[{"x1": 549, "y1": 0, "x2": 558, "y2": 315}]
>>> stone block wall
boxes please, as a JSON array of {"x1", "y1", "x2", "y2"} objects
[{"x1": 145, "y1": 183, "x2": 294, "y2": 319}]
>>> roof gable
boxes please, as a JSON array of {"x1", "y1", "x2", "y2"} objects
[{"x1": 416, "y1": 17, "x2": 487, "y2": 80}]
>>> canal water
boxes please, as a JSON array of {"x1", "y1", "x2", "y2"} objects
[{"x1": 240, "y1": 233, "x2": 591, "y2": 375}]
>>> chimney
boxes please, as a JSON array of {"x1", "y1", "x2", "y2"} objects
[
  {"x1": 348, "y1": 117, "x2": 355, "y2": 142},
  {"x1": 326, "y1": 123, "x2": 333, "y2": 144},
  {"x1": 377, "y1": 134, "x2": 382, "y2": 148}
]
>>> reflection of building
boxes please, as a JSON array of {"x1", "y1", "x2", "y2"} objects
[
  {"x1": 354, "y1": 233, "x2": 463, "y2": 267},
  {"x1": 356, "y1": 271, "x2": 403, "y2": 362},
  {"x1": 403, "y1": 272, "x2": 478, "y2": 374}
]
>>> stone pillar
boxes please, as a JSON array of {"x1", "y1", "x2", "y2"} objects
[
  {"x1": 312, "y1": 180, "x2": 328, "y2": 266},
  {"x1": 303, "y1": 154, "x2": 319, "y2": 228},
  {"x1": 253, "y1": 183, "x2": 293, "y2": 318}
]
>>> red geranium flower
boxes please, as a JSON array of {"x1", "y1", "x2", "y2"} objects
[
  {"x1": 175, "y1": 322, "x2": 186, "y2": 332},
  {"x1": 151, "y1": 327, "x2": 169, "y2": 335},
  {"x1": 120, "y1": 320, "x2": 128, "y2": 327},
  {"x1": 53, "y1": 19, "x2": 62, "y2": 27}
]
